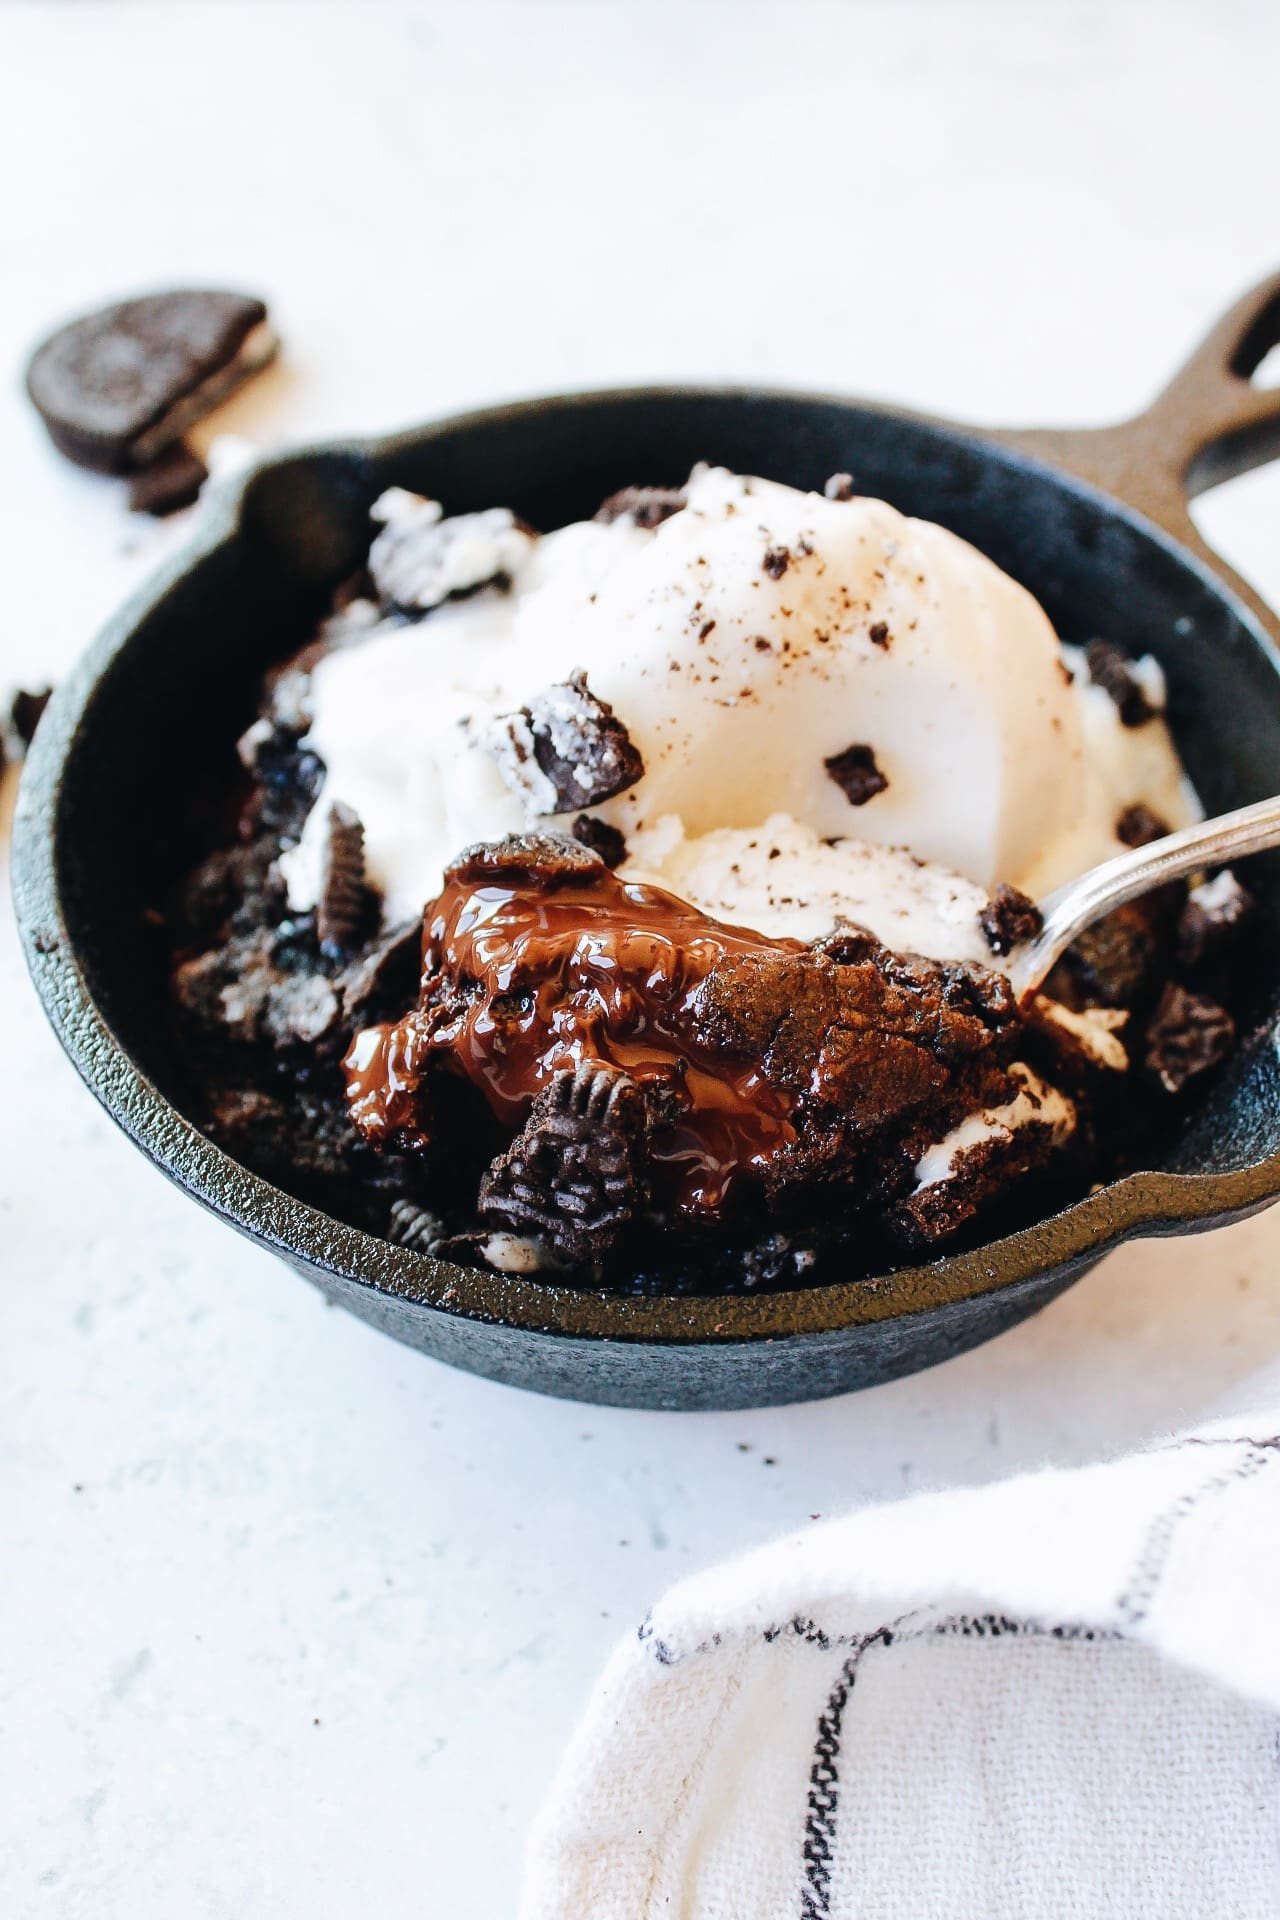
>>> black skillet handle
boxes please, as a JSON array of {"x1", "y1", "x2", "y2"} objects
[{"x1": 988, "y1": 272, "x2": 1280, "y2": 631}]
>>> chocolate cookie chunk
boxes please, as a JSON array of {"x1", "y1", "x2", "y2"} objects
[
  {"x1": 26, "y1": 290, "x2": 277, "y2": 473},
  {"x1": 1144, "y1": 983, "x2": 1235, "y2": 1093},
  {"x1": 127, "y1": 441, "x2": 208, "y2": 516},
  {"x1": 387, "y1": 1197, "x2": 449, "y2": 1258},
  {"x1": 1084, "y1": 640, "x2": 1156, "y2": 728},
  {"x1": 1115, "y1": 802, "x2": 1170, "y2": 849},
  {"x1": 447, "y1": 831, "x2": 605, "y2": 890},
  {"x1": 594, "y1": 485, "x2": 686, "y2": 528},
  {"x1": 173, "y1": 928, "x2": 340, "y2": 1050},
  {"x1": 10, "y1": 687, "x2": 52, "y2": 748},
  {"x1": 1065, "y1": 902, "x2": 1160, "y2": 1007},
  {"x1": 487, "y1": 672, "x2": 645, "y2": 813},
  {"x1": 368, "y1": 493, "x2": 534, "y2": 613},
  {"x1": 1176, "y1": 870, "x2": 1253, "y2": 969},
  {"x1": 478, "y1": 1062, "x2": 649, "y2": 1262},
  {"x1": 572, "y1": 813, "x2": 628, "y2": 868},
  {"x1": 316, "y1": 803, "x2": 368, "y2": 955},
  {"x1": 824, "y1": 742, "x2": 888, "y2": 807},
  {"x1": 338, "y1": 920, "x2": 424, "y2": 1029},
  {"x1": 979, "y1": 883, "x2": 1043, "y2": 956}
]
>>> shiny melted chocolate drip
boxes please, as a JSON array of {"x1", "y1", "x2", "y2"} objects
[{"x1": 344, "y1": 851, "x2": 808, "y2": 1221}]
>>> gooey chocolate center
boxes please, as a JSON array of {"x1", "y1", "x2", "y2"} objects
[{"x1": 343, "y1": 842, "x2": 806, "y2": 1219}]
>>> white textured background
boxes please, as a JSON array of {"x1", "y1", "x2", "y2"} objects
[{"x1": 4, "y1": 4, "x2": 1280, "y2": 1915}]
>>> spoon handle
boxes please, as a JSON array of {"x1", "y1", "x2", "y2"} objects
[{"x1": 1011, "y1": 794, "x2": 1280, "y2": 1001}]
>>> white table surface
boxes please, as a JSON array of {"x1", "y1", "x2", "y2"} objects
[{"x1": 5, "y1": 4, "x2": 1280, "y2": 1914}]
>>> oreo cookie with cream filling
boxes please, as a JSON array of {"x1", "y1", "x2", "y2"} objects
[
  {"x1": 485, "y1": 672, "x2": 645, "y2": 813},
  {"x1": 26, "y1": 290, "x2": 277, "y2": 473}
]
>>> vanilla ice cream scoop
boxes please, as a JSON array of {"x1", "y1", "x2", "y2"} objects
[
  {"x1": 570, "y1": 465, "x2": 1082, "y2": 883},
  {"x1": 277, "y1": 468, "x2": 1196, "y2": 954}
]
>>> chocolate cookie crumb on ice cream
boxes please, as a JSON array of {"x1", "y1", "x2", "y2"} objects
[
  {"x1": 979, "y1": 883, "x2": 1043, "y2": 957},
  {"x1": 485, "y1": 672, "x2": 645, "y2": 813},
  {"x1": 594, "y1": 485, "x2": 687, "y2": 528},
  {"x1": 824, "y1": 743, "x2": 889, "y2": 807},
  {"x1": 367, "y1": 489, "x2": 535, "y2": 612}
]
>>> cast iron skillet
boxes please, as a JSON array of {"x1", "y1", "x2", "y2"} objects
[{"x1": 14, "y1": 276, "x2": 1280, "y2": 1411}]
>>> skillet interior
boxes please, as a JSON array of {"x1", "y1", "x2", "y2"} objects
[{"x1": 23, "y1": 390, "x2": 1280, "y2": 1407}]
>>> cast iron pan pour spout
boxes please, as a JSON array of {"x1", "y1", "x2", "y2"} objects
[{"x1": 991, "y1": 270, "x2": 1280, "y2": 633}]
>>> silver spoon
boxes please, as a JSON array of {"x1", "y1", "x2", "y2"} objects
[{"x1": 1009, "y1": 794, "x2": 1280, "y2": 1003}]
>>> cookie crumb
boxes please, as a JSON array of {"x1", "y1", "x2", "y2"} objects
[
  {"x1": 1176, "y1": 870, "x2": 1253, "y2": 968},
  {"x1": 317, "y1": 802, "x2": 366, "y2": 953},
  {"x1": 1115, "y1": 802, "x2": 1170, "y2": 848},
  {"x1": 979, "y1": 883, "x2": 1043, "y2": 956},
  {"x1": 594, "y1": 485, "x2": 685, "y2": 529},
  {"x1": 1144, "y1": 983, "x2": 1234, "y2": 1093},
  {"x1": 127, "y1": 441, "x2": 207, "y2": 516},
  {"x1": 10, "y1": 687, "x2": 52, "y2": 746},
  {"x1": 824, "y1": 742, "x2": 888, "y2": 807},
  {"x1": 1085, "y1": 639, "x2": 1155, "y2": 727},
  {"x1": 572, "y1": 814, "x2": 628, "y2": 869},
  {"x1": 388, "y1": 1198, "x2": 448, "y2": 1257},
  {"x1": 490, "y1": 672, "x2": 644, "y2": 813}
]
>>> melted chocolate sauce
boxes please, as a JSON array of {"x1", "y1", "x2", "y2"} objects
[{"x1": 344, "y1": 861, "x2": 809, "y2": 1220}]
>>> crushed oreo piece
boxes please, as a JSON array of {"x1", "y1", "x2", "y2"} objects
[
  {"x1": 368, "y1": 490, "x2": 534, "y2": 613},
  {"x1": 262, "y1": 971, "x2": 341, "y2": 1049},
  {"x1": 867, "y1": 621, "x2": 891, "y2": 650},
  {"x1": 387, "y1": 1197, "x2": 449, "y2": 1258},
  {"x1": 894, "y1": 1097, "x2": 1067, "y2": 1249},
  {"x1": 447, "y1": 832, "x2": 605, "y2": 891},
  {"x1": 1065, "y1": 902, "x2": 1160, "y2": 1007},
  {"x1": 478, "y1": 1061, "x2": 648, "y2": 1262},
  {"x1": 206, "y1": 1083, "x2": 376, "y2": 1207},
  {"x1": 1176, "y1": 870, "x2": 1254, "y2": 969},
  {"x1": 1084, "y1": 639, "x2": 1156, "y2": 728},
  {"x1": 316, "y1": 802, "x2": 367, "y2": 954},
  {"x1": 488, "y1": 671, "x2": 644, "y2": 813},
  {"x1": 10, "y1": 687, "x2": 52, "y2": 747},
  {"x1": 127, "y1": 440, "x2": 208, "y2": 516},
  {"x1": 979, "y1": 883, "x2": 1043, "y2": 956},
  {"x1": 823, "y1": 473, "x2": 856, "y2": 501},
  {"x1": 339, "y1": 919, "x2": 424, "y2": 1028},
  {"x1": 594, "y1": 485, "x2": 686, "y2": 529},
  {"x1": 26, "y1": 289, "x2": 275, "y2": 473},
  {"x1": 762, "y1": 545, "x2": 790, "y2": 579},
  {"x1": 1115, "y1": 802, "x2": 1170, "y2": 848},
  {"x1": 1144, "y1": 983, "x2": 1235, "y2": 1093},
  {"x1": 179, "y1": 841, "x2": 282, "y2": 943},
  {"x1": 736, "y1": 1231, "x2": 822, "y2": 1288},
  {"x1": 824, "y1": 742, "x2": 888, "y2": 807},
  {"x1": 173, "y1": 928, "x2": 339, "y2": 1049},
  {"x1": 572, "y1": 813, "x2": 628, "y2": 868}
]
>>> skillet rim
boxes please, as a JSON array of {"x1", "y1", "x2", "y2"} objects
[{"x1": 13, "y1": 380, "x2": 1280, "y2": 1350}]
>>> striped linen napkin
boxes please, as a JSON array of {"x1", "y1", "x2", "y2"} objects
[{"x1": 522, "y1": 1421, "x2": 1280, "y2": 1917}]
